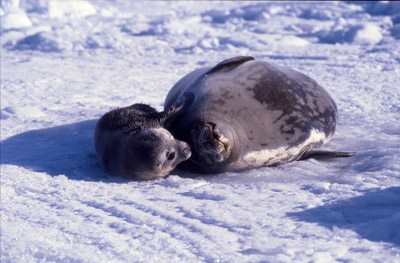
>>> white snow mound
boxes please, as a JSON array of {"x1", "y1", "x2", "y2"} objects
[{"x1": 48, "y1": 1, "x2": 97, "y2": 19}]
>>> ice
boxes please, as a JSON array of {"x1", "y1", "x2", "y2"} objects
[
  {"x1": 0, "y1": 0, "x2": 32, "y2": 30},
  {"x1": 364, "y1": 1, "x2": 400, "y2": 16},
  {"x1": 317, "y1": 20, "x2": 383, "y2": 45},
  {"x1": 1, "y1": 0, "x2": 21, "y2": 12},
  {"x1": 0, "y1": 106, "x2": 45, "y2": 119},
  {"x1": 47, "y1": 1, "x2": 96, "y2": 19},
  {"x1": 1, "y1": 1, "x2": 400, "y2": 263},
  {"x1": 391, "y1": 24, "x2": 400, "y2": 39},
  {"x1": 288, "y1": 187, "x2": 400, "y2": 245},
  {"x1": 279, "y1": 35, "x2": 310, "y2": 47},
  {"x1": 351, "y1": 23, "x2": 383, "y2": 44}
]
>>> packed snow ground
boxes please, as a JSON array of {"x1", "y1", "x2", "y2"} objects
[{"x1": 1, "y1": 1, "x2": 400, "y2": 262}]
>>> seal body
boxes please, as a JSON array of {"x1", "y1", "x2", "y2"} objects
[
  {"x1": 94, "y1": 104, "x2": 191, "y2": 180},
  {"x1": 164, "y1": 56, "x2": 342, "y2": 174}
]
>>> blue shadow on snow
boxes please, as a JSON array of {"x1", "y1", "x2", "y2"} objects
[
  {"x1": 0, "y1": 120, "x2": 113, "y2": 181},
  {"x1": 287, "y1": 187, "x2": 400, "y2": 246}
]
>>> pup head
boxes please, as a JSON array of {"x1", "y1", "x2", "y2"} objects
[{"x1": 119, "y1": 128, "x2": 191, "y2": 180}]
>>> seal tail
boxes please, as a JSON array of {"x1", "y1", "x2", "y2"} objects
[{"x1": 298, "y1": 150, "x2": 356, "y2": 161}]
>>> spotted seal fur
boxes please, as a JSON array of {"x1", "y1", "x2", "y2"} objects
[{"x1": 164, "y1": 56, "x2": 355, "y2": 173}]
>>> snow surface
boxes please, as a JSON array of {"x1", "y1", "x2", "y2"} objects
[{"x1": 1, "y1": 1, "x2": 400, "y2": 262}]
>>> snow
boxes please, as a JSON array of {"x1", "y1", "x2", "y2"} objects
[
  {"x1": 47, "y1": 1, "x2": 96, "y2": 20},
  {"x1": 1, "y1": 1, "x2": 400, "y2": 262},
  {"x1": 0, "y1": 0, "x2": 32, "y2": 30}
]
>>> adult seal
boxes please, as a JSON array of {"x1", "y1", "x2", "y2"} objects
[{"x1": 164, "y1": 56, "x2": 355, "y2": 174}]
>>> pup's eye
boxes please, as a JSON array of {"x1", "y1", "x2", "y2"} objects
[{"x1": 167, "y1": 151, "x2": 176, "y2": 161}]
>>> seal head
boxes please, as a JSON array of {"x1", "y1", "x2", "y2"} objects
[{"x1": 94, "y1": 104, "x2": 191, "y2": 180}]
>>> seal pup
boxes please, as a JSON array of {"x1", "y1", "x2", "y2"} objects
[
  {"x1": 94, "y1": 102, "x2": 192, "y2": 180},
  {"x1": 164, "y1": 56, "x2": 355, "y2": 174}
]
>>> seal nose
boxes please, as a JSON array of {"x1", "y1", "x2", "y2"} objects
[
  {"x1": 198, "y1": 124, "x2": 213, "y2": 142},
  {"x1": 189, "y1": 122, "x2": 232, "y2": 164}
]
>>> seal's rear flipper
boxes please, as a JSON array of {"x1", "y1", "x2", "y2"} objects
[{"x1": 299, "y1": 150, "x2": 356, "y2": 161}]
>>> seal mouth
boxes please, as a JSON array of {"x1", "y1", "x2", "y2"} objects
[{"x1": 190, "y1": 122, "x2": 231, "y2": 164}]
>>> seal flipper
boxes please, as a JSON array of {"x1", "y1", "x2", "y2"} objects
[
  {"x1": 164, "y1": 91, "x2": 194, "y2": 128},
  {"x1": 298, "y1": 150, "x2": 356, "y2": 161},
  {"x1": 206, "y1": 56, "x2": 255, "y2": 75}
]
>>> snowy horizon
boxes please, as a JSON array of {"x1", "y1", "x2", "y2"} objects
[{"x1": 1, "y1": 1, "x2": 400, "y2": 262}]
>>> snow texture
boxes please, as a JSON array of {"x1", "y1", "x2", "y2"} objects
[{"x1": 1, "y1": 1, "x2": 400, "y2": 262}]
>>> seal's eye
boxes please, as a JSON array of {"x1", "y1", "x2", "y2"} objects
[{"x1": 166, "y1": 151, "x2": 176, "y2": 161}]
